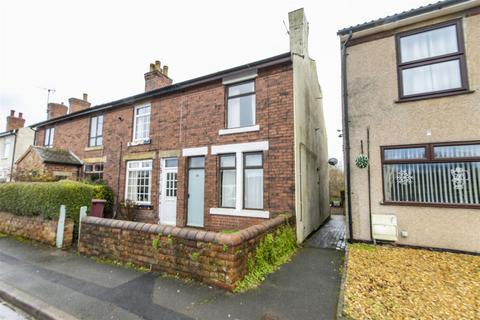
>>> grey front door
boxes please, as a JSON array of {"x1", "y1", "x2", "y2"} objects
[{"x1": 187, "y1": 156, "x2": 205, "y2": 227}]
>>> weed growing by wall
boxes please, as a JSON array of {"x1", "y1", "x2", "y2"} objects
[{"x1": 235, "y1": 223, "x2": 297, "y2": 292}]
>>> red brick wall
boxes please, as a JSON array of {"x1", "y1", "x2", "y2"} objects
[
  {"x1": 15, "y1": 148, "x2": 79, "y2": 180},
  {"x1": 0, "y1": 211, "x2": 74, "y2": 248},
  {"x1": 35, "y1": 62, "x2": 295, "y2": 230},
  {"x1": 79, "y1": 214, "x2": 292, "y2": 291}
]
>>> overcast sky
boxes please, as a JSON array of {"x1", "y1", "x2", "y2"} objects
[{"x1": 0, "y1": 0, "x2": 433, "y2": 162}]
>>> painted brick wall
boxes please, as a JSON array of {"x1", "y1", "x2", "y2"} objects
[
  {"x1": 35, "y1": 62, "x2": 295, "y2": 230},
  {"x1": 0, "y1": 211, "x2": 74, "y2": 248}
]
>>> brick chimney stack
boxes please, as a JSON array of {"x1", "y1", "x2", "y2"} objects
[
  {"x1": 144, "y1": 60, "x2": 172, "y2": 92},
  {"x1": 69, "y1": 93, "x2": 91, "y2": 114},
  {"x1": 47, "y1": 102, "x2": 68, "y2": 120},
  {"x1": 6, "y1": 110, "x2": 25, "y2": 131}
]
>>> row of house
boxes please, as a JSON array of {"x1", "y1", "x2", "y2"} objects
[
  {"x1": 2, "y1": 1, "x2": 479, "y2": 252},
  {"x1": 10, "y1": 9, "x2": 329, "y2": 242}
]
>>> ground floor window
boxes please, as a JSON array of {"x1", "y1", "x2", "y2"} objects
[
  {"x1": 126, "y1": 160, "x2": 152, "y2": 204},
  {"x1": 382, "y1": 142, "x2": 480, "y2": 206},
  {"x1": 84, "y1": 164, "x2": 104, "y2": 182},
  {"x1": 220, "y1": 154, "x2": 236, "y2": 208},
  {"x1": 244, "y1": 152, "x2": 263, "y2": 209},
  {"x1": 0, "y1": 168, "x2": 8, "y2": 182}
]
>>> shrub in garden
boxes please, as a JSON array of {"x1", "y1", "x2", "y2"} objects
[{"x1": 0, "y1": 180, "x2": 110, "y2": 224}]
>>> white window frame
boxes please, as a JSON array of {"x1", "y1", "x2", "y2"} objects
[
  {"x1": 225, "y1": 80, "x2": 256, "y2": 129},
  {"x1": 44, "y1": 128, "x2": 54, "y2": 148},
  {"x1": 2, "y1": 139, "x2": 11, "y2": 159},
  {"x1": 125, "y1": 159, "x2": 153, "y2": 205},
  {"x1": 132, "y1": 104, "x2": 151, "y2": 143},
  {"x1": 210, "y1": 141, "x2": 269, "y2": 218}
]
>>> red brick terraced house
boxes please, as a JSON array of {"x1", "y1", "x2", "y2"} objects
[{"x1": 24, "y1": 9, "x2": 329, "y2": 242}]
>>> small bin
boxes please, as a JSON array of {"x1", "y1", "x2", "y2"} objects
[{"x1": 91, "y1": 199, "x2": 107, "y2": 218}]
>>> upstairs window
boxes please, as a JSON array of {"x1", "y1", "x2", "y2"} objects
[
  {"x1": 397, "y1": 20, "x2": 468, "y2": 100},
  {"x1": 44, "y1": 128, "x2": 54, "y2": 148},
  {"x1": 2, "y1": 139, "x2": 11, "y2": 159},
  {"x1": 89, "y1": 115, "x2": 103, "y2": 147},
  {"x1": 133, "y1": 105, "x2": 151, "y2": 141},
  {"x1": 382, "y1": 142, "x2": 480, "y2": 207},
  {"x1": 227, "y1": 81, "x2": 256, "y2": 128}
]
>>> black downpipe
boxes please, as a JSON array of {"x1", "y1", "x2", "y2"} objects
[{"x1": 341, "y1": 31, "x2": 354, "y2": 242}]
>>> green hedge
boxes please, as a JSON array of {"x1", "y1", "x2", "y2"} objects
[{"x1": 0, "y1": 180, "x2": 111, "y2": 224}]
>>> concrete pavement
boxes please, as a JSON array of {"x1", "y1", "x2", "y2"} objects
[{"x1": 0, "y1": 229, "x2": 343, "y2": 320}]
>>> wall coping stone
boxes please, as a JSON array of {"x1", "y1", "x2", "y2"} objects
[{"x1": 82, "y1": 214, "x2": 292, "y2": 246}]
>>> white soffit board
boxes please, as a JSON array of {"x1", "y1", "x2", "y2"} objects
[
  {"x1": 222, "y1": 69, "x2": 258, "y2": 85},
  {"x1": 182, "y1": 146, "x2": 208, "y2": 157},
  {"x1": 211, "y1": 140, "x2": 269, "y2": 155}
]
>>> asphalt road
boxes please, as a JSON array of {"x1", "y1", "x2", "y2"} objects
[{"x1": 0, "y1": 222, "x2": 344, "y2": 320}]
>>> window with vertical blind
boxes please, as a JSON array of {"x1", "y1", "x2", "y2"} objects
[
  {"x1": 396, "y1": 19, "x2": 468, "y2": 100},
  {"x1": 382, "y1": 142, "x2": 480, "y2": 207}
]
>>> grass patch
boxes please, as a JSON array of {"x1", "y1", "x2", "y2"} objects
[
  {"x1": 0, "y1": 232, "x2": 6, "y2": 239},
  {"x1": 90, "y1": 257, "x2": 150, "y2": 273},
  {"x1": 234, "y1": 224, "x2": 297, "y2": 292},
  {"x1": 343, "y1": 244, "x2": 480, "y2": 319},
  {"x1": 220, "y1": 229, "x2": 239, "y2": 234}
]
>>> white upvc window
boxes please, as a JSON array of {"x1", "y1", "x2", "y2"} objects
[
  {"x1": 219, "y1": 154, "x2": 236, "y2": 208},
  {"x1": 125, "y1": 160, "x2": 152, "y2": 204},
  {"x1": 44, "y1": 128, "x2": 54, "y2": 148},
  {"x1": 244, "y1": 152, "x2": 264, "y2": 210},
  {"x1": 226, "y1": 81, "x2": 256, "y2": 129},
  {"x1": 2, "y1": 139, "x2": 11, "y2": 159},
  {"x1": 133, "y1": 105, "x2": 151, "y2": 142},
  {"x1": 210, "y1": 141, "x2": 269, "y2": 218}
]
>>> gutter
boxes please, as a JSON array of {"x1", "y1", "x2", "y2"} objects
[
  {"x1": 341, "y1": 31, "x2": 354, "y2": 242},
  {"x1": 337, "y1": 0, "x2": 472, "y2": 36}
]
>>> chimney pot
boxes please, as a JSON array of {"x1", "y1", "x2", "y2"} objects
[
  {"x1": 19, "y1": 112, "x2": 23, "y2": 118},
  {"x1": 145, "y1": 60, "x2": 172, "y2": 91},
  {"x1": 83, "y1": 93, "x2": 88, "y2": 101},
  {"x1": 10, "y1": 110, "x2": 15, "y2": 116}
]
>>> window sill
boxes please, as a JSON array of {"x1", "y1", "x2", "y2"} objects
[
  {"x1": 218, "y1": 125, "x2": 260, "y2": 136},
  {"x1": 128, "y1": 139, "x2": 151, "y2": 147},
  {"x1": 395, "y1": 90, "x2": 475, "y2": 103},
  {"x1": 85, "y1": 146, "x2": 103, "y2": 151},
  {"x1": 209, "y1": 207, "x2": 269, "y2": 218},
  {"x1": 380, "y1": 201, "x2": 480, "y2": 209}
]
